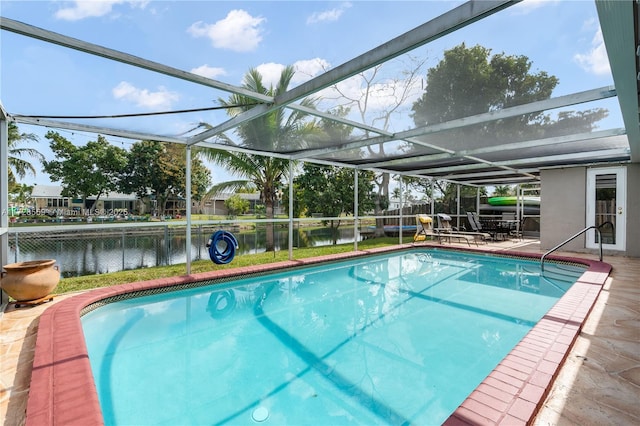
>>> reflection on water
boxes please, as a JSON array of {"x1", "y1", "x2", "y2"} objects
[{"x1": 8, "y1": 227, "x2": 357, "y2": 277}]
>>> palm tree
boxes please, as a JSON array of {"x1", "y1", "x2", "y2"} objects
[
  {"x1": 201, "y1": 66, "x2": 319, "y2": 251},
  {"x1": 7, "y1": 122, "x2": 45, "y2": 188},
  {"x1": 492, "y1": 185, "x2": 513, "y2": 197},
  {"x1": 9, "y1": 183, "x2": 34, "y2": 207}
]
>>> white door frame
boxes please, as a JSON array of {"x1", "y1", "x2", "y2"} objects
[{"x1": 586, "y1": 166, "x2": 626, "y2": 251}]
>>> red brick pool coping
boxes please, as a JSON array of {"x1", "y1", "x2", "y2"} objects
[{"x1": 25, "y1": 244, "x2": 611, "y2": 426}]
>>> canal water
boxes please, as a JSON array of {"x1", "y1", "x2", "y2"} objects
[{"x1": 8, "y1": 226, "x2": 359, "y2": 278}]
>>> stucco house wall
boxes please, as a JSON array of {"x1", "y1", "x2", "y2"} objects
[
  {"x1": 540, "y1": 168, "x2": 586, "y2": 253},
  {"x1": 625, "y1": 164, "x2": 640, "y2": 257},
  {"x1": 540, "y1": 164, "x2": 640, "y2": 258}
]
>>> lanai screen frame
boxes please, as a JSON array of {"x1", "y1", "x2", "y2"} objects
[{"x1": 0, "y1": 0, "x2": 637, "y2": 280}]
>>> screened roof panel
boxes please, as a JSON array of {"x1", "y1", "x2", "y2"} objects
[
  {"x1": 484, "y1": 135, "x2": 630, "y2": 162},
  {"x1": 1, "y1": 0, "x2": 637, "y2": 188},
  {"x1": 371, "y1": 0, "x2": 617, "y2": 132}
]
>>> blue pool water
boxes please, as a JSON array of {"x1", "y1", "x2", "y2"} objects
[{"x1": 81, "y1": 249, "x2": 586, "y2": 425}]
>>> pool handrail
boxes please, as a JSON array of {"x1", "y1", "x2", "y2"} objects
[{"x1": 541, "y1": 225, "x2": 603, "y2": 271}]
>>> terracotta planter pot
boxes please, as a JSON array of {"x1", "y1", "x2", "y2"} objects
[{"x1": 1, "y1": 259, "x2": 60, "y2": 302}]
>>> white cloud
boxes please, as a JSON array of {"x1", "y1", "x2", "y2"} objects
[
  {"x1": 307, "y1": 2, "x2": 352, "y2": 24},
  {"x1": 54, "y1": 0, "x2": 149, "y2": 21},
  {"x1": 292, "y1": 58, "x2": 331, "y2": 84},
  {"x1": 574, "y1": 28, "x2": 611, "y2": 76},
  {"x1": 190, "y1": 65, "x2": 227, "y2": 79},
  {"x1": 140, "y1": 300, "x2": 171, "y2": 316},
  {"x1": 187, "y1": 10, "x2": 265, "y2": 52},
  {"x1": 253, "y1": 58, "x2": 330, "y2": 88},
  {"x1": 255, "y1": 63, "x2": 286, "y2": 88},
  {"x1": 511, "y1": 0, "x2": 559, "y2": 15},
  {"x1": 112, "y1": 81, "x2": 179, "y2": 109}
]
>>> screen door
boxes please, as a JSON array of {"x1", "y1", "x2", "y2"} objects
[{"x1": 586, "y1": 167, "x2": 626, "y2": 250}]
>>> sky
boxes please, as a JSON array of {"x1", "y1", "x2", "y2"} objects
[{"x1": 1, "y1": 0, "x2": 618, "y2": 189}]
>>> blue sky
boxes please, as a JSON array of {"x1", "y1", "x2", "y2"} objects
[{"x1": 1, "y1": 0, "x2": 617, "y2": 188}]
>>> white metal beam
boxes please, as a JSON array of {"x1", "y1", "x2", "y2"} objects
[
  {"x1": 12, "y1": 116, "x2": 187, "y2": 144},
  {"x1": 408, "y1": 148, "x2": 630, "y2": 175},
  {"x1": 363, "y1": 128, "x2": 625, "y2": 168},
  {"x1": 0, "y1": 102, "x2": 9, "y2": 306},
  {"x1": 596, "y1": 0, "x2": 640, "y2": 162},
  {"x1": 0, "y1": 17, "x2": 273, "y2": 104},
  {"x1": 462, "y1": 176, "x2": 538, "y2": 185},
  {"x1": 441, "y1": 168, "x2": 539, "y2": 180}
]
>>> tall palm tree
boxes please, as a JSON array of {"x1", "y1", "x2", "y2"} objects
[
  {"x1": 7, "y1": 122, "x2": 45, "y2": 188},
  {"x1": 201, "y1": 66, "x2": 319, "y2": 251}
]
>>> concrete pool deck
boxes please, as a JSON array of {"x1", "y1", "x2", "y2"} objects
[{"x1": 1, "y1": 239, "x2": 638, "y2": 425}]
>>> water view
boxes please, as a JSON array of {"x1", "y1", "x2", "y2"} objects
[{"x1": 8, "y1": 226, "x2": 359, "y2": 278}]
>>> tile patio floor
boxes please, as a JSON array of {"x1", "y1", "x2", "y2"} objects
[{"x1": 1, "y1": 239, "x2": 638, "y2": 425}]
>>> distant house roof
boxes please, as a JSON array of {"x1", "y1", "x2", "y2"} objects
[
  {"x1": 31, "y1": 185, "x2": 63, "y2": 198},
  {"x1": 31, "y1": 185, "x2": 137, "y2": 201},
  {"x1": 211, "y1": 192, "x2": 261, "y2": 201}
]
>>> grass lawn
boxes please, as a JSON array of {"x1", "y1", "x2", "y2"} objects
[{"x1": 57, "y1": 236, "x2": 415, "y2": 294}]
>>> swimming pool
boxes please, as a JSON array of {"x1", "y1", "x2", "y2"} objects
[
  {"x1": 25, "y1": 245, "x2": 612, "y2": 425},
  {"x1": 80, "y1": 249, "x2": 584, "y2": 425}
]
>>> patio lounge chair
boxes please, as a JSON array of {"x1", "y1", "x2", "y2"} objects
[
  {"x1": 414, "y1": 214, "x2": 461, "y2": 244},
  {"x1": 466, "y1": 212, "x2": 496, "y2": 242},
  {"x1": 432, "y1": 214, "x2": 477, "y2": 246},
  {"x1": 414, "y1": 214, "x2": 438, "y2": 242}
]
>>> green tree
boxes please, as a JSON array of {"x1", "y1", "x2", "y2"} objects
[
  {"x1": 392, "y1": 184, "x2": 417, "y2": 207},
  {"x1": 121, "y1": 141, "x2": 211, "y2": 216},
  {"x1": 282, "y1": 107, "x2": 373, "y2": 220},
  {"x1": 293, "y1": 163, "x2": 375, "y2": 243},
  {"x1": 9, "y1": 183, "x2": 33, "y2": 206},
  {"x1": 224, "y1": 194, "x2": 250, "y2": 216},
  {"x1": 403, "y1": 176, "x2": 487, "y2": 210},
  {"x1": 431, "y1": 181, "x2": 487, "y2": 214},
  {"x1": 201, "y1": 66, "x2": 319, "y2": 251},
  {"x1": 519, "y1": 183, "x2": 540, "y2": 196},
  {"x1": 491, "y1": 185, "x2": 513, "y2": 197},
  {"x1": 7, "y1": 122, "x2": 44, "y2": 188},
  {"x1": 281, "y1": 180, "x2": 305, "y2": 218},
  {"x1": 43, "y1": 132, "x2": 128, "y2": 210},
  {"x1": 411, "y1": 42, "x2": 606, "y2": 145},
  {"x1": 410, "y1": 43, "x2": 606, "y2": 210},
  {"x1": 402, "y1": 176, "x2": 434, "y2": 203}
]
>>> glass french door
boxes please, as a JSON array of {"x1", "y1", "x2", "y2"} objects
[{"x1": 586, "y1": 167, "x2": 626, "y2": 250}]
